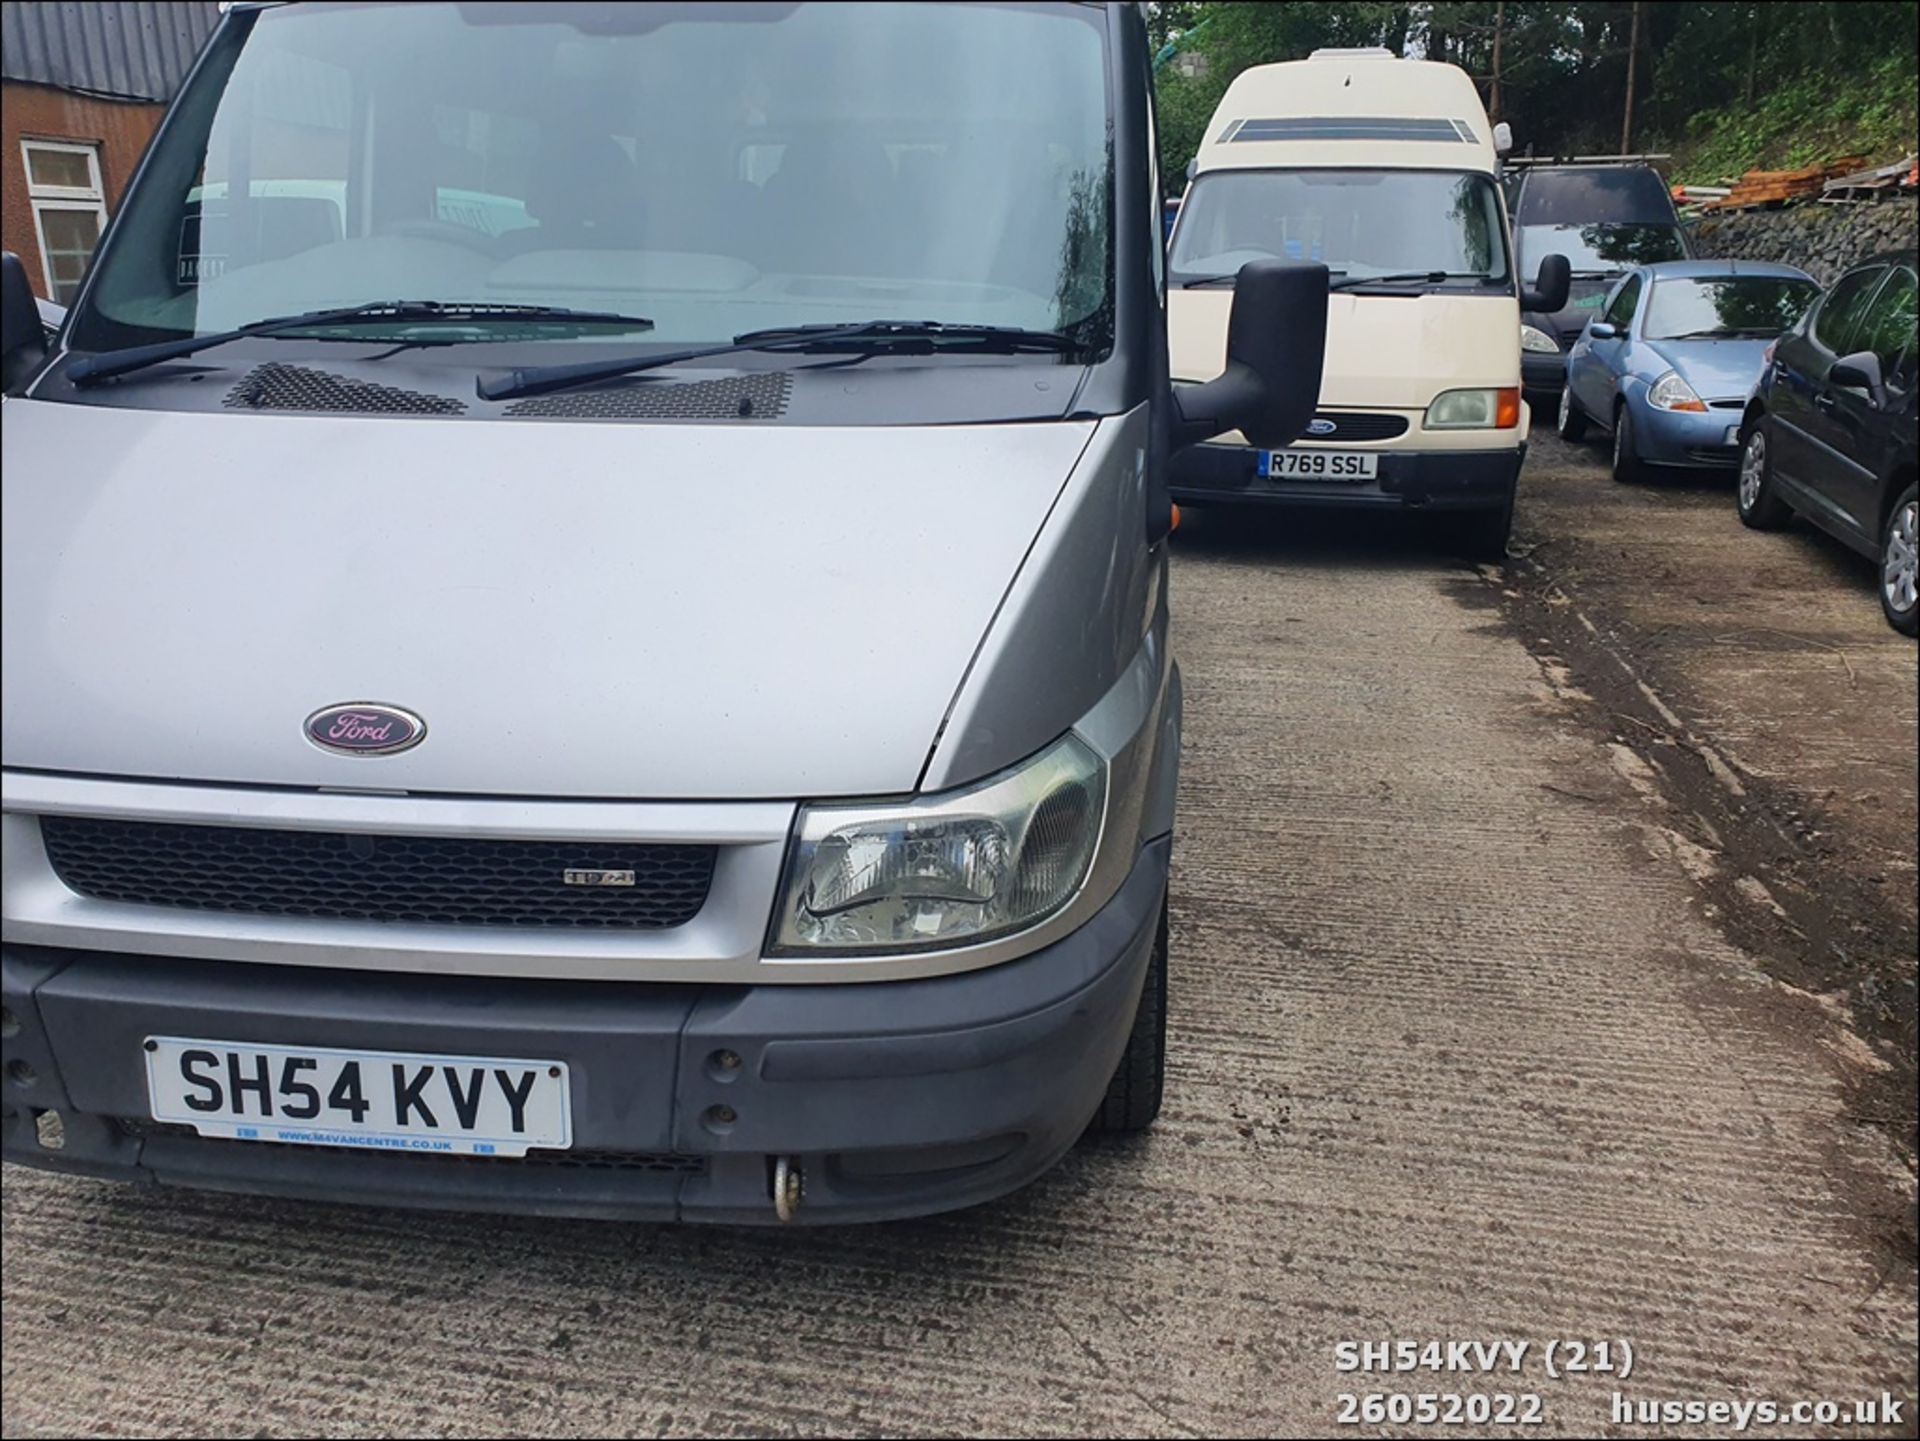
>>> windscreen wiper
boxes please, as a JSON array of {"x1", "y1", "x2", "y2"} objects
[
  {"x1": 1328, "y1": 270, "x2": 1492, "y2": 291},
  {"x1": 477, "y1": 319, "x2": 1085, "y2": 403},
  {"x1": 1180, "y1": 274, "x2": 1241, "y2": 289},
  {"x1": 67, "y1": 301, "x2": 656, "y2": 386}
]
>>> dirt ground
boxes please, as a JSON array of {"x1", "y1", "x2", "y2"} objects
[
  {"x1": 1513, "y1": 432, "x2": 1918, "y2": 1162},
  {"x1": 3, "y1": 438, "x2": 1917, "y2": 1437}
]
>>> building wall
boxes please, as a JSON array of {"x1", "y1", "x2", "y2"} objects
[{"x1": 2, "y1": 79, "x2": 166, "y2": 299}]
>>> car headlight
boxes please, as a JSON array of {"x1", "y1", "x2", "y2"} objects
[
  {"x1": 771, "y1": 733, "x2": 1108, "y2": 954},
  {"x1": 1647, "y1": 370, "x2": 1707, "y2": 412},
  {"x1": 1426, "y1": 387, "x2": 1521, "y2": 429},
  {"x1": 1520, "y1": 323, "x2": 1560, "y2": 354}
]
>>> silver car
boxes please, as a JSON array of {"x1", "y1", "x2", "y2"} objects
[{"x1": 0, "y1": 0, "x2": 1323, "y2": 1223}]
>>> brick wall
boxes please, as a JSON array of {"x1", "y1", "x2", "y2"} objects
[{"x1": 1, "y1": 80, "x2": 167, "y2": 299}]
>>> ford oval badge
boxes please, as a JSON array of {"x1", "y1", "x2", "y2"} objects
[
  {"x1": 305, "y1": 703, "x2": 426, "y2": 756},
  {"x1": 1306, "y1": 418, "x2": 1337, "y2": 436}
]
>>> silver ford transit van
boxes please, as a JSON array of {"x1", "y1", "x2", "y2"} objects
[{"x1": 0, "y1": 1, "x2": 1324, "y2": 1223}]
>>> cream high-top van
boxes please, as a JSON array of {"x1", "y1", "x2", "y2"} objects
[{"x1": 1168, "y1": 49, "x2": 1569, "y2": 557}]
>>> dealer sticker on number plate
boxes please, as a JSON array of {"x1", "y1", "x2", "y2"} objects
[
  {"x1": 1260, "y1": 448, "x2": 1378, "y2": 481},
  {"x1": 144, "y1": 1036, "x2": 572, "y2": 1156}
]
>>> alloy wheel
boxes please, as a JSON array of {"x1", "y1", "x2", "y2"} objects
[
  {"x1": 1739, "y1": 431, "x2": 1765, "y2": 513},
  {"x1": 1886, "y1": 499, "x2": 1919, "y2": 618}
]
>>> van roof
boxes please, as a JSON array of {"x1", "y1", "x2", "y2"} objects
[{"x1": 1194, "y1": 55, "x2": 1496, "y2": 175}]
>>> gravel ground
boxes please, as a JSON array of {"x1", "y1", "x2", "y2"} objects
[{"x1": 3, "y1": 441, "x2": 1915, "y2": 1437}]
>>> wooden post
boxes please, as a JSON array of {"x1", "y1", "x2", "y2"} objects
[{"x1": 1620, "y1": 0, "x2": 1642, "y2": 154}]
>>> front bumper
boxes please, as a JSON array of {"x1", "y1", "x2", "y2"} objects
[
  {"x1": 1522, "y1": 349, "x2": 1567, "y2": 395},
  {"x1": 2, "y1": 837, "x2": 1169, "y2": 1224},
  {"x1": 1631, "y1": 398, "x2": 1745, "y2": 468},
  {"x1": 1170, "y1": 444, "x2": 1523, "y2": 512}
]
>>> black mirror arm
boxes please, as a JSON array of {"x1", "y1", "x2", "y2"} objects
[{"x1": 1171, "y1": 367, "x2": 1266, "y2": 450}]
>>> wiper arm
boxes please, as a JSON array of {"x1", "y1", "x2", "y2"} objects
[
  {"x1": 1180, "y1": 274, "x2": 1240, "y2": 289},
  {"x1": 68, "y1": 301, "x2": 655, "y2": 386},
  {"x1": 1328, "y1": 270, "x2": 1491, "y2": 292},
  {"x1": 477, "y1": 319, "x2": 1084, "y2": 403}
]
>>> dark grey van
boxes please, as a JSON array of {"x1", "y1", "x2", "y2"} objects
[{"x1": 1510, "y1": 163, "x2": 1691, "y2": 399}]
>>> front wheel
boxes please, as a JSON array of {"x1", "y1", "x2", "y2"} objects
[
  {"x1": 1611, "y1": 404, "x2": 1645, "y2": 484},
  {"x1": 1088, "y1": 898, "x2": 1167, "y2": 1133},
  {"x1": 1737, "y1": 421, "x2": 1791, "y2": 530},
  {"x1": 1452, "y1": 495, "x2": 1515, "y2": 563},
  {"x1": 1882, "y1": 484, "x2": 1919, "y2": 636},
  {"x1": 1556, "y1": 385, "x2": 1588, "y2": 442}
]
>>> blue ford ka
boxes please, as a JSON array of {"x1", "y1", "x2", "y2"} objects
[{"x1": 1555, "y1": 260, "x2": 1819, "y2": 481}]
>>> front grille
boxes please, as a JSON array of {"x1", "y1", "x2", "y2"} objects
[
  {"x1": 116, "y1": 1118, "x2": 707, "y2": 1174},
  {"x1": 225, "y1": 363, "x2": 466, "y2": 415},
  {"x1": 1305, "y1": 411, "x2": 1409, "y2": 442},
  {"x1": 40, "y1": 816, "x2": 714, "y2": 930},
  {"x1": 1557, "y1": 326, "x2": 1586, "y2": 347}
]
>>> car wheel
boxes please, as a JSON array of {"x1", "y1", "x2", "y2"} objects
[
  {"x1": 1088, "y1": 897, "x2": 1167, "y2": 1133},
  {"x1": 1610, "y1": 404, "x2": 1644, "y2": 484},
  {"x1": 1881, "y1": 484, "x2": 1919, "y2": 636},
  {"x1": 1556, "y1": 385, "x2": 1588, "y2": 442},
  {"x1": 1736, "y1": 421, "x2": 1791, "y2": 530}
]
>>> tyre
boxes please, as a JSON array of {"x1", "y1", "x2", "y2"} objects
[
  {"x1": 1736, "y1": 419, "x2": 1791, "y2": 530},
  {"x1": 1556, "y1": 385, "x2": 1588, "y2": 442},
  {"x1": 1610, "y1": 403, "x2": 1644, "y2": 484},
  {"x1": 1452, "y1": 494, "x2": 1515, "y2": 562},
  {"x1": 1881, "y1": 484, "x2": 1919, "y2": 637},
  {"x1": 1089, "y1": 897, "x2": 1167, "y2": 1133}
]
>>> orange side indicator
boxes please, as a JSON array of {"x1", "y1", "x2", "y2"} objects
[
  {"x1": 1495, "y1": 387, "x2": 1522, "y2": 428},
  {"x1": 1170, "y1": 503, "x2": 1181, "y2": 532}
]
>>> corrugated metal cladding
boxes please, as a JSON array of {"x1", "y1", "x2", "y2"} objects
[{"x1": 1, "y1": 1, "x2": 224, "y2": 103}]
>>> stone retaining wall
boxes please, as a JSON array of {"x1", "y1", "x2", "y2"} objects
[{"x1": 1687, "y1": 197, "x2": 1918, "y2": 285}]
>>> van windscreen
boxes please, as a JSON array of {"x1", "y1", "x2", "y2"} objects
[
  {"x1": 71, "y1": 1, "x2": 1112, "y2": 352},
  {"x1": 1513, "y1": 168, "x2": 1675, "y2": 225},
  {"x1": 1168, "y1": 169, "x2": 1510, "y2": 288}
]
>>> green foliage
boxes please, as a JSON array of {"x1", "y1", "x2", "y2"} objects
[
  {"x1": 1151, "y1": 1, "x2": 1918, "y2": 187},
  {"x1": 1670, "y1": 54, "x2": 1919, "y2": 184}
]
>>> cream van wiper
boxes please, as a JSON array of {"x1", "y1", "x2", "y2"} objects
[
  {"x1": 478, "y1": 320, "x2": 1084, "y2": 402},
  {"x1": 67, "y1": 302, "x2": 656, "y2": 386},
  {"x1": 1328, "y1": 271, "x2": 1491, "y2": 292}
]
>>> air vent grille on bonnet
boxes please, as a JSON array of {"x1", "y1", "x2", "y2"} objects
[
  {"x1": 224, "y1": 363, "x2": 467, "y2": 414},
  {"x1": 503, "y1": 371, "x2": 792, "y2": 419}
]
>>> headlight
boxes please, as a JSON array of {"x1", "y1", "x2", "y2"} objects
[
  {"x1": 1647, "y1": 370, "x2": 1707, "y2": 412},
  {"x1": 1520, "y1": 323, "x2": 1560, "y2": 354},
  {"x1": 1426, "y1": 387, "x2": 1521, "y2": 429},
  {"x1": 771, "y1": 733, "x2": 1108, "y2": 954}
]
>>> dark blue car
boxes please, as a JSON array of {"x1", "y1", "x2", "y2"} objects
[{"x1": 1556, "y1": 260, "x2": 1819, "y2": 481}]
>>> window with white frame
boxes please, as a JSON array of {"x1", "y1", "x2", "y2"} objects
[{"x1": 22, "y1": 140, "x2": 109, "y2": 305}]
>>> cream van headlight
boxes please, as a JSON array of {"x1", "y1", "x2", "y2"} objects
[
  {"x1": 1427, "y1": 387, "x2": 1522, "y2": 429},
  {"x1": 771, "y1": 735, "x2": 1108, "y2": 954}
]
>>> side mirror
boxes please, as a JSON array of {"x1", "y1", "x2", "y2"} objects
[
  {"x1": 1173, "y1": 259, "x2": 1327, "y2": 450},
  {"x1": 1492, "y1": 121, "x2": 1513, "y2": 155},
  {"x1": 1588, "y1": 321, "x2": 1617, "y2": 341},
  {"x1": 2, "y1": 251, "x2": 47, "y2": 394},
  {"x1": 1521, "y1": 253, "x2": 1570, "y2": 314},
  {"x1": 1830, "y1": 350, "x2": 1884, "y2": 403},
  {"x1": 1186, "y1": 158, "x2": 1198, "y2": 182}
]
